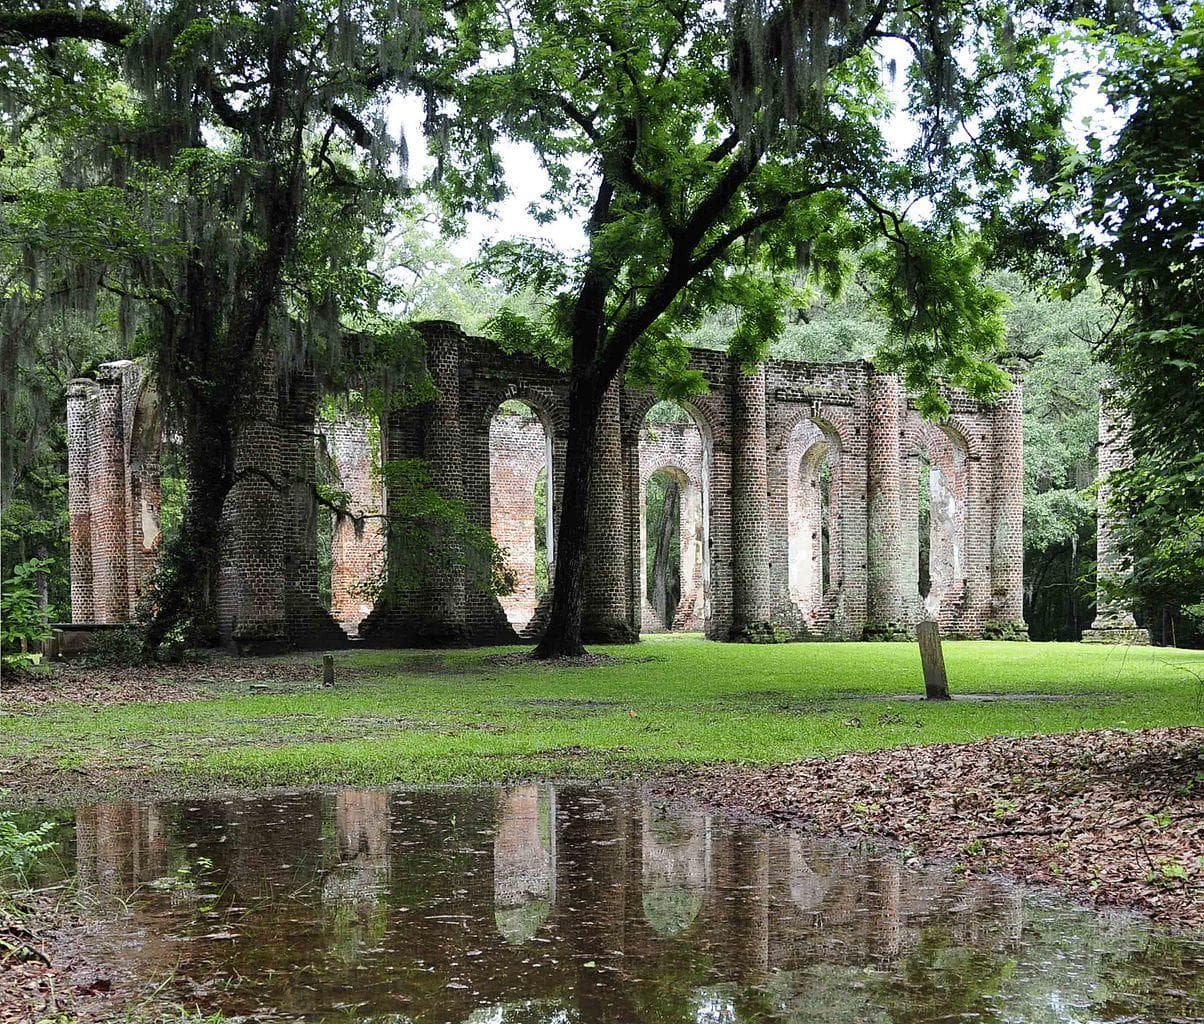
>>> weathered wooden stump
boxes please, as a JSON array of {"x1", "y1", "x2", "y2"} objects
[
  {"x1": 322, "y1": 654, "x2": 335, "y2": 689},
  {"x1": 917, "y1": 620, "x2": 951, "y2": 700}
]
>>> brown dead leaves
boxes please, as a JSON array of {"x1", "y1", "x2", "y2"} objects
[{"x1": 662, "y1": 727, "x2": 1204, "y2": 927}]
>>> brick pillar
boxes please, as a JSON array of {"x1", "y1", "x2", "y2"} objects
[
  {"x1": 1083, "y1": 382, "x2": 1150, "y2": 644},
  {"x1": 582, "y1": 376, "x2": 634, "y2": 642},
  {"x1": 987, "y1": 371, "x2": 1028, "y2": 639},
  {"x1": 730, "y1": 363, "x2": 775, "y2": 640},
  {"x1": 419, "y1": 322, "x2": 467, "y2": 641},
  {"x1": 89, "y1": 364, "x2": 130, "y2": 623},
  {"x1": 864, "y1": 372, "x2": 908, "y2": 639},
  {"x1": 67, "y1": 380, "x2": 97, "y2": 622},
  {"x1": 217, "y1": 353, "x2": 286, "y2": 648}
]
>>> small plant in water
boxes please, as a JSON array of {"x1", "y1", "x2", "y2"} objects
[{"x1": 0, "y1": 808, "x2": 56, "y2": 884}]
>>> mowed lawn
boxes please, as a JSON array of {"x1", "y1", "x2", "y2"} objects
[{"x1": 3, "y1": 637, "x2": 1203, "y2": 794}]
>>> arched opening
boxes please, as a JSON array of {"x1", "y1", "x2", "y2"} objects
[
  {"x1": 917, "y1": 455, "x2": 932, "y2": 600},
  {"x1": 489, "y1": 400, "x2": 554, "y2": 631},
  {"x1": 646, "y1": 466, "x2": 686, "y2": 628},
  {"x1": 316, "y1": 411, "x2": 386, "y2": 637},
  {"x1": 787, "y1": 417, "x2": 842, "y2": 619},
  {"x1": 638, "y1": 401, "x2": 710, "y2": 633},
  {"x1": 918, "y1": 424, "x2": 969, "y2": 618}
]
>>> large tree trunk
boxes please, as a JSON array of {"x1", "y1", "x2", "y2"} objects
[
  {"x1": 533, "y1": 374, "x2": 603, "y2": 659},
  {"x1": 143, "y1": 407, "x2": 233, "y2": 654}
]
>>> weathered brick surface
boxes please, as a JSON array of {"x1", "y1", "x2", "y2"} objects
[
  {"x1": 583, "y1": 379, "x2": 634, "y2": 641},
  {"x1": 1083, "y1": 382, "x2": 1149, "y2": 644},
  {"x1": 69, "y1": 329, "x2": 1031, "y2": 646},
  {"x1": 66, "y1": 363, "x2": 160, "y2": 624},
  {"x1": 986, "y1": 371, "x2": 1028, "y2": 638}
]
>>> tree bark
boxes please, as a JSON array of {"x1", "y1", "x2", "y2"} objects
[
  {"x1": 143, "y1": 409, "x2": 233, "y2": 654},
  {"x1": 533, "y1": 373, "x2": 603, "y2": 658}
]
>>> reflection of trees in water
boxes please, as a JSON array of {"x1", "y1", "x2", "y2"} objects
[{"x1": 493, "y1": 785, "x2": 556, "y2": 944}]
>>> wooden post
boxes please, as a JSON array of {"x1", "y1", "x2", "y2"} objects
[
  {"x1": 917, "y1": 620, "x2": 950, "y2": 700},
  {"x1": 322, "y1": 654, "x2": 335, "y2": 689}
]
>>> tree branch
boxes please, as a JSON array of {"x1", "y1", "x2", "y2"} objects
[{"x1": 0, "y1": 8, "x2": 133, "y2": 47}]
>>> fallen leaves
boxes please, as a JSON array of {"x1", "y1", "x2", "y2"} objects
[{"x1": 660, "y1": 727, "x2": 1204, "y2": 928}]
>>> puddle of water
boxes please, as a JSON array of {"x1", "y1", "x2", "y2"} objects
[{"x1": 18, "y1": 785, "x2": 1204, "y2": 1023}]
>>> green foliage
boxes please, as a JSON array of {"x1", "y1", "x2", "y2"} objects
[
  {"x1": 864, "y1": 232, "x2": 1011, "y2": 417},
  {"x1": 360, "y1": 459, "x2": 512, "y2": 606},
  {"x1": 445, "y1": 0, "x2": 1079, "y2": 406},
  {"x1": 2, "y1": 0, "x2": 478, "y2": 654},
  {"x1": 0, "y1": 557, "x2": 53, "y2": 671},
  {"x1": 0, "y1": 808, "x2": 55, "y2": 885},
  {"x1": 1081, "y1": 7, "x2": 1204, "y2": 639},
  {"x1": 82, "y1": 625, "x2": 150, "y2": 668}
]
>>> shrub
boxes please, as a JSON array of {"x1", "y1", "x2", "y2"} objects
[
  {"x1": 0, "y1": 557, "x2": 53, "y2": 672},
  {"x1": 0, "y1": 809, "x2": 55, "y2": 885},
  {"x1": 83, "y1": 624, "x2": 149, "y2": 667}
]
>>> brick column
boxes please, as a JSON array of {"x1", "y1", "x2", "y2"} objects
[
  {"x1": 1083, "y1": 382, "x2": 1150, "y2": 644},
  {"x1": 217, "y1": 353, "x2": 286, "y2": 648},
  {"x1": 89, "y1": 365, "x2": 130, "y2": 623},
  {"x1": 67, "y1": 380, "x2": 97, "y2": 621},
  {"x1": 730, "y1": 363, "x2": 775, "y2": 640},
  {"x1": 864, "y1": 372, "x2": 908, "y2": 639},
  {"x1": 582, "y1": 376, "x2": 634, "y2": 642},
  {"x1": 419, "y1": 322, "x2": 467, "y2": 641},
  {"x1": 987, "y1": 371, "x2": 1028, "y2": 639}
]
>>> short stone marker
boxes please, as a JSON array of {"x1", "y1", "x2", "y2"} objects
[
  {"x1": 322, "y1": 654, "x2": 335, "y2": 689},
  {"x1": 917, "y1": 620, "x2": 951, "y2": 701}
]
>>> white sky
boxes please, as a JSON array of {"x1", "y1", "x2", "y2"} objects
[{"x1": 386, "y1": 37, "x2": 1119, "y2": 266}]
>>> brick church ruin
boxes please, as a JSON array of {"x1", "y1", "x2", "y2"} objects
[{"x1": 66, "y1": 321, "x2": 1051, "y2": 649}]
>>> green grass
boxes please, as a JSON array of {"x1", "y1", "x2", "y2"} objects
[{"x1": 3, "y1": 637, "x2": 1202, "y2": 795}]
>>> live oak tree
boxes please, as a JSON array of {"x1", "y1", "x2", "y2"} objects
[
  {"x1": 1, "y1": 1, "x2": 482, "y2": 652},
  {"x1": 438, "y1": 0, "x2": 1086, "y2": 656}
]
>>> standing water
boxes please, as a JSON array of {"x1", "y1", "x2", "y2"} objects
[{"x1": 21, "y1": 785, "x2": 1204, "y2": 1021}]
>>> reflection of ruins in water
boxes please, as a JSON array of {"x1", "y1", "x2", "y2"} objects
[
  {"x1": 641, "y1": 803, "x2": 710, "y2": 936},
  {"x1": 493, "y1": 785, "x2": 556, "y2": 944},
  {"x1": 323, "y1": 788, "x2": 391, "y2": 905},
  {"x1": 74, "y1": 801, "x2": 168, "y2": 896},
  {"x1": 32, "y1": 785, "x2": 1197, "y2": 1024}
]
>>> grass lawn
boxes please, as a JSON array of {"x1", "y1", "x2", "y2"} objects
[{"x1": 3, "y1": 637, "x2": 1202, "y2": 797}]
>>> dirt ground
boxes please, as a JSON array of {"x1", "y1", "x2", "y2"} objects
[{"x1": 658, "y1": 726, "x2": 1204, "y2": 928}]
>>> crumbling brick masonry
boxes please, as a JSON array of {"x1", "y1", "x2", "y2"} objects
[{"x1": 68, "y1": 323, "x2": 1033, "y2": 647}]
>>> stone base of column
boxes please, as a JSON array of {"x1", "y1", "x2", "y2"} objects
[
  {"x1": 982, "y1": 619, "x2": 1030, "y2": 641},
  {"x1": 862, "y1": 623, "x2": 913, "y2": 642},
  {"x1": 729, "y1": 620, "x2": 792, "y2": 643},
  {"x1": 1082, "y1": 626, "x2": 1150, "y2": 645}
]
